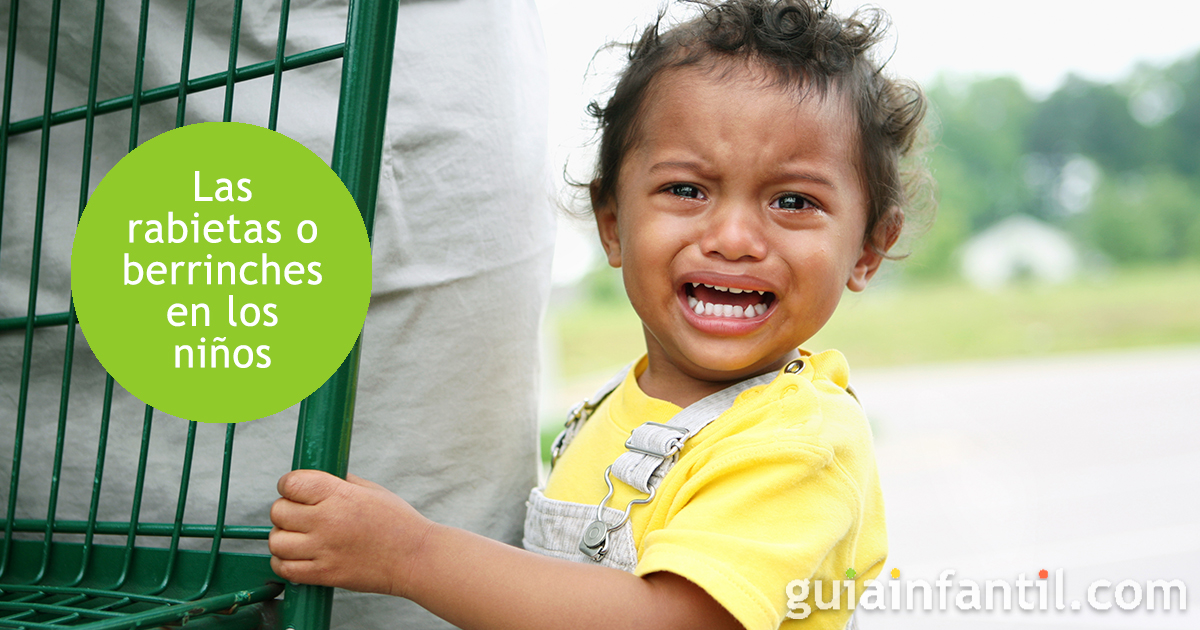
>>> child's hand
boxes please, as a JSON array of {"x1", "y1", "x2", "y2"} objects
[
  {"x1": 268, "y1": 469, "x2": 435, "y2": 597},
  {"x1": 270, "y1": 472, "x2": 743, "y2": 630}
]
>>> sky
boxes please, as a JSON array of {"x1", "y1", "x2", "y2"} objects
[{"x1": 533, "y1": 0, "x2": 1200, "y2": 284}]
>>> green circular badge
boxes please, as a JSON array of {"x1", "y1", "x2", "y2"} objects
[{"x1": 72, "y1": 122, "x2": 371, "y2": 423}]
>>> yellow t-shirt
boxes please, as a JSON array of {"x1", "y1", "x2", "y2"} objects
[{"x1": 544, "y1": 350, "x2": 887, "y2": 630}]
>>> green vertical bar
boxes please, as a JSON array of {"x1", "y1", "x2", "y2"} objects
[
  {"x1": 281, "y1": 0, "x2": 398, "y2": 626},
  {"x1": 290, "y1": 347, "x2": 358, "y2": 478},
  {"x1": 175, "y1": 0, "x2": 197, "y2": 129},
  {"x1": 107, "y1": 0, "x2": 153, "y2": 592},
  {"x1": 112, "y1": 407, "x2": 154, "y2": 590},
  {"x1": 147, "y1": 422, "x2": 198, "y2": 596},
  {"x1": 36, "y1": 0, "x2": 73, "y2": 584},
  {"x1": 268, "y1": 0, "x2": 292, "y2": 130},
  {"x1": 327, "y1": 0, "x2": 398, "y2": 241},
  {"x1": 128, "y1": 0, "x2": 149, "y2": 151},
  {"x1": 3, "y1": 0, "x2": 62, "y2": 583},
  {"x1": 0, "y1": 0, "x2": 19, "y2": 579},
  {"x1": 290, "y1": 399, "x2": 307, "y2": 470},
  {"x1": 283, "y1": 347, "x2": 360, "y2": 629},
  {"x1": 66, "y1": 0, "x2": 106, "y2": 586},
  {"x1": 70, "y1": 377, "x2": 114, "y2": 586},
  {"x1": 223, "y1": 0, "x2": 244, "y2": 122},
  {"x1": 0, "y1": 0, "x2": 19, "y2": 264},
  {"x1": 183, "y1": 423, "x2": 237, "y2": 601}
]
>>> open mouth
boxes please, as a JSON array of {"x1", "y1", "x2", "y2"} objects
[{"x1": 684, "y1": 282, "x2": 776, "y2": 319}]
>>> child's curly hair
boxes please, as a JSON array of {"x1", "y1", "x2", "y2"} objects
[{"x1": 588, "y1": 0, "x2": 932, "y2": 254}]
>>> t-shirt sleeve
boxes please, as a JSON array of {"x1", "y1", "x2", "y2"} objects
[{"x1": 633, "y1": 437, "x2": 885, "y2": 630}]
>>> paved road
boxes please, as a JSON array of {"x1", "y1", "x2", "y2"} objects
[{"x1": 850, "y1": 346, "x2": 1200, "y2": 629}]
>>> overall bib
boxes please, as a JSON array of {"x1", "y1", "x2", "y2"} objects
[{"x1": 522, "y1": 359, "x2": 861, "y2": 629}]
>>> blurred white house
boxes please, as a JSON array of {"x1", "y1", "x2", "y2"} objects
[{"x1": 960, "y1": 215, "x2": 1081, "y2": 289}]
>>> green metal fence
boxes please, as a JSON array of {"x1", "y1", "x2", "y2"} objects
[{"x1": 0, "y1": 0, "x2": 398, "y2": 628}]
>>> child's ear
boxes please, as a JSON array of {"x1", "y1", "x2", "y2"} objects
[
  {"x1": 591, "y1": 179, "x2": 622, "y2": 268},
  {"x1": 847, "y1": 207, "x2": 903, "y2": 292}
]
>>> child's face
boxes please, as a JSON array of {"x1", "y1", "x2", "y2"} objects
[{"x1": 595, "y1": 64, "x2": 890, "y2": 387}]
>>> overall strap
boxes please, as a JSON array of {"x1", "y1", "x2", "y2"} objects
[{"x1": 611, "y1": 367, "x2": 781, "y2": 493}]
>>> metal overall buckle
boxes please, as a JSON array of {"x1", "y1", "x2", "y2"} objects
[
  {"x1": 579, "y1": 465, "x2": 660, "y2": 560},
  {"x1": 577, "y1": 428, "x2": 678, "y2": 562}
]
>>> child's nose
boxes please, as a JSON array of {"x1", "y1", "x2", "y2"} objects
[{"x1": 698, "y1": 202, "x2": 768, "y2": 262}]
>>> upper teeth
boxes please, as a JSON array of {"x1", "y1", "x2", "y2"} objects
[{"x1": 692, "y1": 282, "x2": 764, "y2": 295}]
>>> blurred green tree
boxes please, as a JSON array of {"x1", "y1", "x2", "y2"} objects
[
  {"x1": 1074, "y1": 170, "x2": 1200, "y2": 262},
  {"x1": 928, "y1": 77, "x2": 1041, "y2": 231},
  {"x1": 915, "y1": 49, "x2": 1200, "y2": 275},
  {"x1": 1027, "y1": 75, "x2": 1149, "y2": 174},
  {"x1": 1160, "y1": 52, "x2": 1200, "y2": 177}
]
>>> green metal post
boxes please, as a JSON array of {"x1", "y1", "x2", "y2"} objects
[{"x1": 280, "y1": 0, "x2": 398, "y2": 627}]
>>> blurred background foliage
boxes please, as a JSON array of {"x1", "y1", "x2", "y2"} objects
[{"x1": 908, "y1": 50, "x2": 1200, "y2": 275}]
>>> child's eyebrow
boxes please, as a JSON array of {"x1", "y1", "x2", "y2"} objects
[
  {"x1": 649, "y1": 160, "x2": 712, "y2": 176},
  {"x1": 775, "y1": 170, "x2": 837, "y2": 190}
]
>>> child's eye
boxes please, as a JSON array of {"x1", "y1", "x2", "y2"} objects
[
  {"x1": 667, "y1": 183, "x2": 704, "y2": 199},
  {"x1": 772, "y1": 193, "x2": 818, "y2": 212}
]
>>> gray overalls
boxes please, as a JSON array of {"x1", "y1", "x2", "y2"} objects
[{"x1": 522, "y1": 358, "x2": 860, "y2": 629}]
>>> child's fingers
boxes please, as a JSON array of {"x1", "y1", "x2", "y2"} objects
[
  {"x1": 277, "y1": 469, "x2": 342, "y2": 505},
  {"x1": 269, "y1": 497, "x2": 317, "y2": 532},
  {"x1": 268, "y1": 527, "x2": 315, "y2": 561},
  {"x1": 270, "y1": 555, "x2": 321, "y2": 585}
]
